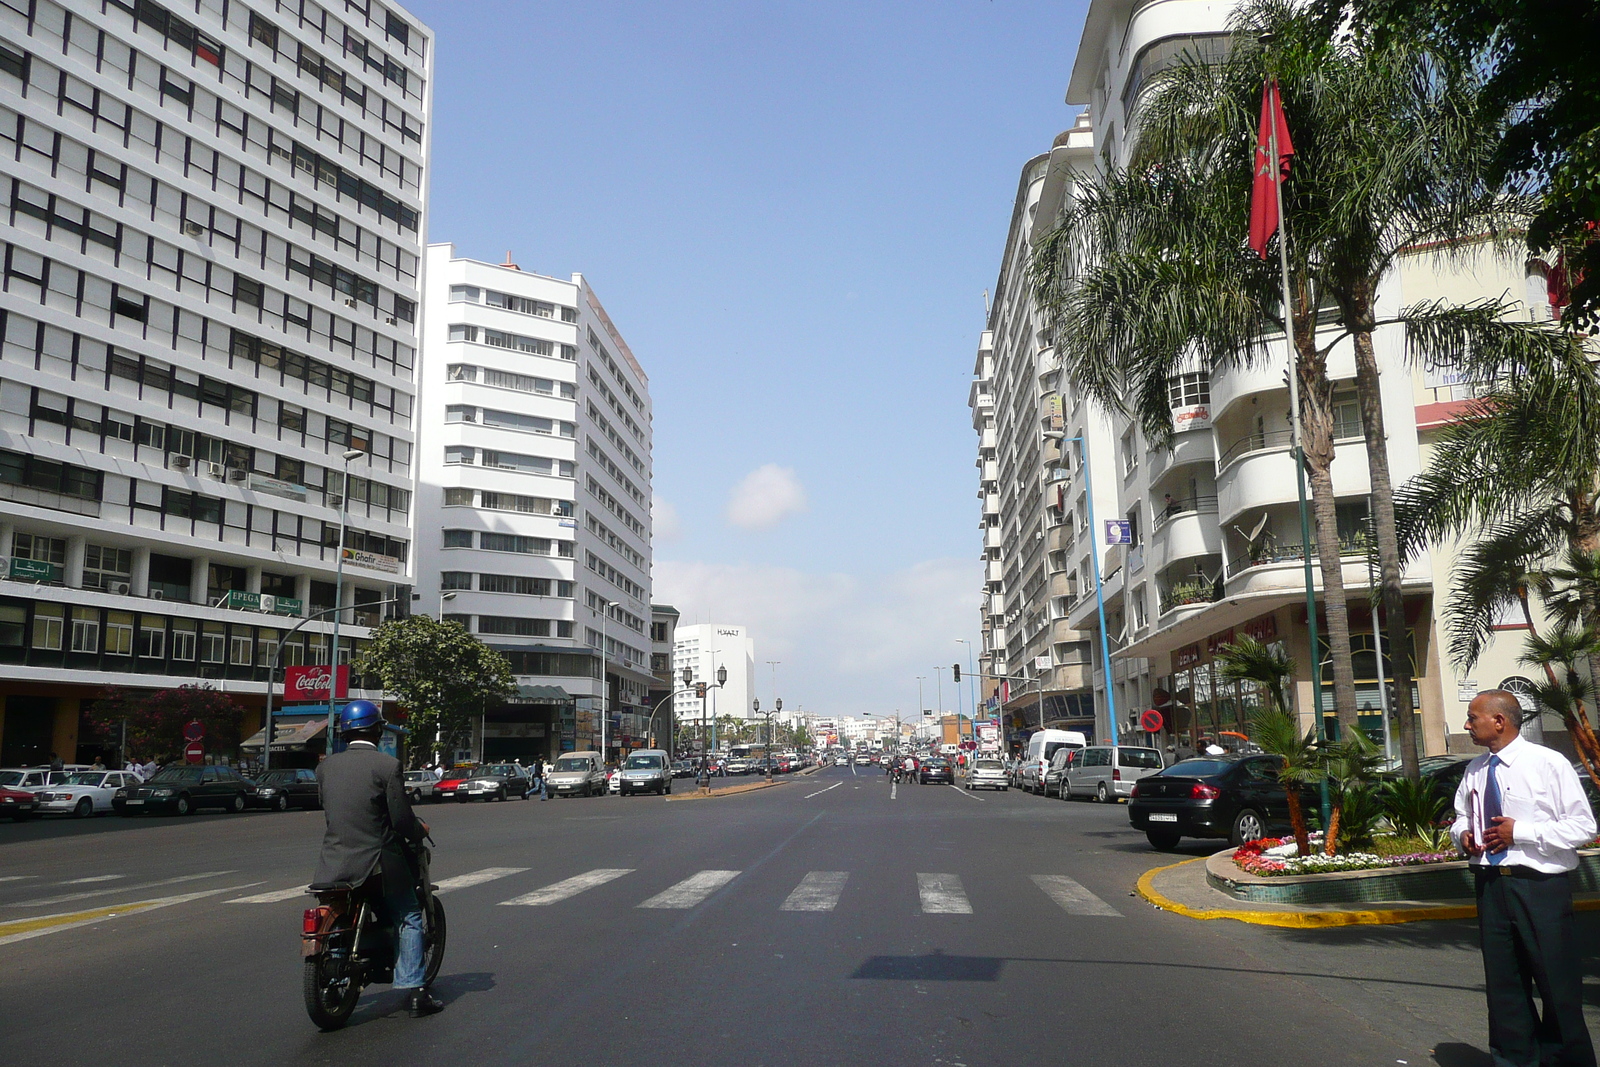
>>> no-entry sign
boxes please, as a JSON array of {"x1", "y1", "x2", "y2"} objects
[
  {"x1": 1140, "y1": 709, "x2": 1165, "y2": 732},
  {"x1": 183, "y1": 719, "x2": 205, "y2": 741},
  {"x1": 184, "y1": 741, "x2": 205, "y2": 764}
]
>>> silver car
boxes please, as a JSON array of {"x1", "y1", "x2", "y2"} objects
[
  {"x1": 37, "y1": 770, "x2": 140, "y2": 817},
  {"x1": 618, "y1": 750, "x2": 673, "y2": 796},
  {"x1": 1063, "y1": 745, "x2": 1165, "y2": 802},
  {"x1": 547, "y1": 751, "x2": 607, "y2": 797},
  {"x1": 966, "y1": 758, "x2": 1009, "y2": 791}
]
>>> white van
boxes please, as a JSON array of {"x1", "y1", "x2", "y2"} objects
[{"x1": 1022, "y1": 729, "x2": 1087, "y2": 795}]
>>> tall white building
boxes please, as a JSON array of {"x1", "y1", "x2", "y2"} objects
[
  {"x1": 0, "y1": 0, "x2": 430, "y2": 765},
  {"x1": 671, "y1": 623, "x2": 756, "y2": 740},
  {"x1": 416, "y1": 246, "x2": 654, "y2": 764}
]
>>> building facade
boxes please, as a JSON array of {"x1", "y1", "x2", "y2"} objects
[
  {"x1": 0, "y1": 0, "x2": 431, "y2": 766},
  {"x1": 647, "y1": 603, "x2": 678, "y2": 750},
  {"x1": 671, "y1": 623, "x2": 755, "y2": 750},
  {"x1": 416, "y1": 245, "x2": 654, "y2": 765}
]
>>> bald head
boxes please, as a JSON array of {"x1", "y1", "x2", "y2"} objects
[{"x1": 1465, "y1": 689, "x2": 1523, "y2": 751}]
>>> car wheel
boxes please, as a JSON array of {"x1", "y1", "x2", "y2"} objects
[
  {"x1": 1230, "y1": 808, "x2": 1266, "y2": 848},
  {"x1": 1097, "y1": 782, "x2": 1111, "y2": 804},
  {"x1": 497, "y1": 788, "x2": 507, "y2": 802},
  {"x1": 664, "y1": 781, "x2": 672, "y2": 795},
  {"x1": 230, "y1": 793, "x2": 246, "y2": 813},
  {"x1": 409, "y1": 790, "x2": 421, "y2": 804},
  {"x1": 174, "y1": 794, "x2": 192, "y2": 816},
  {"x1": 1146, "y1": 828, "x2": 1182, "y2": 851},
  {"x1": 273, "y1": 794, "x2": 290, "y2": 812}
]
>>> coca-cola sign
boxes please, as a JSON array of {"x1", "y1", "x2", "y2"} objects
[{"x1": 283, "y1": 665, "x2": 349, "y2": 701}]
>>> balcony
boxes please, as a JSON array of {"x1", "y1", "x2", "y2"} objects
[
  {"x1": 1159, "y1": 576, "x2": 1222, "y2": 617},
  {"x1": 1224, "y1": 535, "x2": 1373, "y2": 597},
  {"x1": 1150, "y1": 503, "x2": 1221, "y2": 575}
]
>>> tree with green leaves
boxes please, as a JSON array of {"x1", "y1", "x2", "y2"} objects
[
  {"x1": 1217, "y1": 635, "x2": 1318, "y2": 856},
  {"x1": 1032, "y1": 0, "x2": 1529, "y2": 776},
  {"x1": 84, "y1": 684, "x2": 244, "y2": 763},
  {"x1": 353, "y1": 615, "x2": 515, "y2": 767}
]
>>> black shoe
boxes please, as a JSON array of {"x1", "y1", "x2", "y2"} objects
[{"x1": 407, "y1": 989, "x2": 444, "y2": 1018}]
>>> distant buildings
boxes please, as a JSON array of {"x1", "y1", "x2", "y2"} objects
[{"x1": 672, "y1": 624, "x2": 755, "y2": 740}]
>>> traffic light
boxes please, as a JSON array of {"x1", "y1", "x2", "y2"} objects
[
  {"x1": 952, "y1": 663, "x2": 961, "y2": 683},
  {"x1": 695, "y1": 682, "x2": 707, "y2": 698}
]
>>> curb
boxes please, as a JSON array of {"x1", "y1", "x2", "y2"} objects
[{"x1": 664, "y1": 779, "x2": 783, "y2": 802}]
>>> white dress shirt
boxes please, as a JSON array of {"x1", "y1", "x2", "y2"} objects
[{"x1": 1450, "y1": 735, "x2": 1597, "y2": 873}]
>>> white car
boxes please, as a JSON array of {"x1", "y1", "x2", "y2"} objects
[
  {"x1": 607, "y1": 768, "x2": 622, "y2": 794},
  {"x1": 966, "y1": 758, "x2": 1009, "y2": 791},
  {"x1": 37, "y1": 770, "x2": 142, "y2": 817}
]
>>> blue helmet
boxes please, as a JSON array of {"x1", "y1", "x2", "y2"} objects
[{"x1": 339, "y1": 700, "x2": 384, "y2": 733}]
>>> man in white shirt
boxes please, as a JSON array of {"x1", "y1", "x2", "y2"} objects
[{"x1": 1451, "y1": 689, "x2": 1596, "y2": 1067}]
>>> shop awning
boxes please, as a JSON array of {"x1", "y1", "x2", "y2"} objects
[
  {"x1": 513, "y1": 684, "x2": 572, "y2": 702},
  {"x1": 241, "y1": 718, "x2": 328, "y2": 751}
]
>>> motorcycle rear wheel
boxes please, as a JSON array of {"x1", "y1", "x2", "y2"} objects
[
  {"x1": 421, "y1": 895, "x2": 447, "y2": 985},
  {"x1": 303, "y1": 953, "x2": 362, "y2": 1031}
]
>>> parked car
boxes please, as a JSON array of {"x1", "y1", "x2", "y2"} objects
[
  {"x1": 0, "y1": 784, "x2": 41, "y2": 820},
  {"x1": 249, "y1": 767, "x2": 322, "y2": 811},
  {"x1": 618, "y1": 750, "x2": 673, "y2": 796},
  {"x1": 1063, "y1": 745, "x2": 1165, "y2": 803},
  {"x1": 967, "y1": 758, "x2": 1009, "y2": 791},
  {"x1": 121, "y1": 765, "x2": 257, "y2": 816},
  {"x1": 547, "y1": 751, "x2": 607, "y2": 797},
  {"x1": 461, "y1": 763, "x2": 532, "y2": 802},
  {"x1": 404, "y1": 769, "x2": 440, "y2": 803},
  {"x1": 1128, "y1": 754, "x2": 1306, "y2": 850},
  {"x1": 1022, "y1": 729, "x2": 1087, "y2": 795},
  {"x1": 919, "y1": 757, "x2": 955, "y2": 785},
  {"x1": 37, "y1": 770, "x2": 142, "y2": 817},
  {"x1": 0, "y1": 768, "x2": 67, "y2": 794},
  {"x1": 671, "y1": 760, "x2": 695, "y2": 779},
  {"x1": 433, "y1": 767, "x2": 476, "y2": 802},
  {"x1": 725, "y1": 758, "x2": 752, "y2": 776}
]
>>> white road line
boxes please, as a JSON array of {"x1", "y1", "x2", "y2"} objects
[
  {"x1": 946, "y1": 784, "x2": 984, "y2": 801},
  {"x1": 780, "y1": 871, "x2": 849, "y2": 912},
  {"x1": 637, "y1": 870, "x2": 741, "y2": 910},
  {"x1": 225, "y1": 886, "x2": 309, "y2": 904},
  {"x1": 1031, "y1": 874, "x2": 1123, "y2": 917},
  {"x1": 0, "y1": 877, "x2": 36, "y2": 883},
  {"x1": 56, "y1": 875, "x2": 126, "y2": 885},
  {"x1": 804, "y1": 782, "x2": 841, "y2": 799},
  {"x1": 432, "y1": 867, "x2": 529, "y2": 894},
  {"x1": 890, "y1": 783, "x2": 897, "y2": 801},
  {"x1": 0, "y1": 884, "x2": 257, "y2": 947},
  {"x1": 499, "y1": 868, "x2": 634, "y2": 906},
  {"x1": 917, "y1": 873, "x2": 973, "y2": 914},
  {"x1": 4, "y1": 871, "x2": 238, "y2": 909}
]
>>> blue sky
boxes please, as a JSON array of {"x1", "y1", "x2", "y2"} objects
[{"x1": 408, "y1": 0, "x2": 1092, "y2": 718}]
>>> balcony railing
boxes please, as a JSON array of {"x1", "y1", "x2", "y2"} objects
[
  {"x1": 1217, "y1": 429, "x2": 1294, "y2": 469},
  {"x1": 1152, "y1": 494, "x2": 1219, "y2": 531},
  {"x1": 1226, "y1": 533, "x2": 1370, "y2": 575},
  {"x1": 1159, "y1": 578, "x2": 1222, "y2": 615}
]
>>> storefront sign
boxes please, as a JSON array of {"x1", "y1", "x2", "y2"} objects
[
  {"x1": 1206, "y1": 629, "x2": 1235, "y2": 656},
  {"x1": 283, "y1": 664, "x2": 349, "y2": 701},
  {"x1": 1241, "y1": 614, "x2": 1278, "y2": 643},
  {"x1": 1104, "y1": 519, "x2": 1133, "y2": 545},
  {"x1": 6, "y1": 557, "x2": 60, "y2": 582},
  {"x1": 1174, "y1": 644, "x2": 1202, "y2": 670},
  {"x1": 222, "y1": 590, "x2": 262, "y2": 611},
  {"x1": 341, "y1": 547, "x2": 401, "y2": 574},
  {"x1": 264, "y1": 595, "x2": 304, "y2": 616}
]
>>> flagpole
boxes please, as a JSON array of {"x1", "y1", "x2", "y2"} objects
[{"x1": 1264, "y1": 74, "x2": 1332, "y2": 830}]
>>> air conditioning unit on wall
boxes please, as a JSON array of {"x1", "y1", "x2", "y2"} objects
[
  {"x1": 108, "y1": 581, "x2": 130, "y2": 595},
  {"x1": 203, "y1": 461, "x2": 226, "y2": 479}
]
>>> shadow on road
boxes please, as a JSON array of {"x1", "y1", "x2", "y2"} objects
[
  {"x1": 853, "y1": 952, "x2": 1003, "y2": 982},
  {"x1": 0, "y1": 809, "x2": 308, "y2": 842},
  {"x1": 1432, "y1": 1042, "x2": 1492, "y2": 1066}
]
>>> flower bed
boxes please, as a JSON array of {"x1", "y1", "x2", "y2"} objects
[{"x1": 1233, "y1": 835, "x2": 1456, "y2": 877}]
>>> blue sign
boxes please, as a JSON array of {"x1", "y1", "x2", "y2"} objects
[{"x1": 1105, "y1": 519, "x2": 1133, "y2": 545}]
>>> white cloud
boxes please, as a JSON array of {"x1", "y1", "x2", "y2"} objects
[
  {"x1": 652, "y1": 493, "x2": 682, "y2": 542},
  {"x1": 724, "y1": 464, "x2": 808, "y2": 531},
  {"x1": 653, "y1": 557, "x2": 983, "y2": 719}
]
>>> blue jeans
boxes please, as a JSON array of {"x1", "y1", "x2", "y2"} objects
[
  {"x1": 380, "y1": 875, "x2": 426, "y2": 990},
  {"x1": 538, "y1": 777, "x2": 548, "y2": 800}
]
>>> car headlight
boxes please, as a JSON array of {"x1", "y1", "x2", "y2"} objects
[
  {"x1": 257, "y1": 787, "x2": 277, "y2": 796},
  {"x1": 151, "y1": 788, "x2": 173, "y2": 796},
  {"x1": 114, "y1": 788, "x2": 127, "y2": 798}
]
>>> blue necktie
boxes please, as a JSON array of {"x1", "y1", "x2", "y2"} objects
[{"x1": 1484, "y1": 754, "x2": 1506, "y2": 865}]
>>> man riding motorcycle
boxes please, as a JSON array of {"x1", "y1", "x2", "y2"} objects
[{"x1": 312, "y1": 700, "x2": 443, "y2": 1018}]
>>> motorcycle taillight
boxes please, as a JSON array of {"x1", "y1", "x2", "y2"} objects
[{"x1": 303, "y1": 906, "x2": 329, "y2": 934}]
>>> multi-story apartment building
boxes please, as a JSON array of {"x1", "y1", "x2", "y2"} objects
[
  {"x1": 647, "y1": 603, "x2": 679, "y2": 748},
  {"x1": 671, "y1": 623, "x2": 755, "y2": 750},
  {"x1": 970, "y1": 111, "x2": 1123, "y2": 750},
  {"x1": 416, "y1": 245, "x2": 654, "y2": 765},
  {"x1": 0, "y1": 0, "x2": 430, "y2": 766},
  {"x1": 1026, "y1": 0, "x2": 1559, "y2": 758}
]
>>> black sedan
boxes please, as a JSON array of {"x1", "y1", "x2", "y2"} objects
[
  {"x1": 248, "y1": 767, "x2": 322, "y2": 811},
  {"x1": 1128, "y1": 754, "x2": 1304, "y2": 850},
  {"x1": 458, "y1": 763, "x2": 533, "y2": 801},
  {"x1": 121, "y1": 765, "x2": 256, "y2": 816},
  {"x1": 919, "y1": 758, "x2": 955, "y2": 785}
]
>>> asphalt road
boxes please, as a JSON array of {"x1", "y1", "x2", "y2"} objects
[{"x1": 0, "y1": 763, "x2": 1584, "y2": 1066}]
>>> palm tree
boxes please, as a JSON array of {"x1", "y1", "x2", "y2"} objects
[
  {"x1": 1034, "y1": 0, "x2": 1530, "y2": 777},
  {"x1": 1215, "y1": 635, "x2": 1318, "y2": 856},
  {"x1": 1320, "y1": 727, "x2": 1386, "y2": 855}
]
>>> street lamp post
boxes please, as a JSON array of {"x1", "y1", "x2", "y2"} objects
[
  {"x1": 957, "y1": 637, "x2": 978, "y2": 759},
  {"x1": 324, "y1": 447, "x2": 369, "y2": 752},
  {"x1": 438, "y1": 590, "x2": 457, "y2": 619},
  {"x1": 595, "y1": 598, "x2": 618, "y2": 765}
]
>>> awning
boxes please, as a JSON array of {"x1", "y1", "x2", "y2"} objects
[
  {"x1": 513, "y1": 684, "x2": 572, "y2": 702},
  {"x1": 241, "y1": 718, "x2": 328, "y2": 751}
]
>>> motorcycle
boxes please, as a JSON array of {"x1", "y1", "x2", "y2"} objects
[{"x1": 301, "y1": 840, "x2": 447, "y2": 1031}]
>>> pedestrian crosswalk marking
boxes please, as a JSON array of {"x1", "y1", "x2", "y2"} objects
[
  {"x1": 917, "y1": 873, "x2": 972, "y2": 914},
  {"x1": 57, "y1": 875, "x2": 126, "y2": 885},
  {"x1": 1031, "y1": 874, "x2": 1122, "y2": 917},
  {"x1": 500, "y1": 869, "x2": 634, "y2": 906},
  {"x1": 4, "y1": 871, "x2": 237, "y2": 909},
  {"x1": 780, "y1": 871, "x2": 849, "y2": 912},
  {"x1": 432, "y1": 867, "x2": 529, "y2": 894},
  {"x1": 225, "y1": 886, "x2": 308, "y2": 904},
  {"x1": 637, "y1": 870, "x2": 740, "y2": 909}
]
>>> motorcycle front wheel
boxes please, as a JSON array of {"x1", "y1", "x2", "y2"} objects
[
  {"x1": 421, "y1": 895, "x2": 447, "y2": 985},
  {"x1": 303, "y1": 952, "x2": 363, "y2": 1031}
]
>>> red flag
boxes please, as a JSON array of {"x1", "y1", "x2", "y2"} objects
[{"x1": 1248, "y1": 79, "x2": 1294, "y2": 259}]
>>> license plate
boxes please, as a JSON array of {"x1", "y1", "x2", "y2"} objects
[
  {"x1": 1148, "y1": 813, "x2": 1178, "y2": 823},
  {"x1": 126, "y1": 799, "x2": 144, "y2": 805}
]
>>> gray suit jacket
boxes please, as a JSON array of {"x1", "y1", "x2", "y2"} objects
[{"x1": 312, "y1": 743, "x2": 424, "y2": 888}]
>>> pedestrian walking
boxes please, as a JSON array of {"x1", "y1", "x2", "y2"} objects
[
  {"x1": 49, "y1": 752, "x2": 63, "y2": 772},
  {"x1": 1452, "y1": 689, "x2": 1597, "y2": 1067},
  {"x1": 92, "y1": 756, "x2": 105, "y2": 771}
]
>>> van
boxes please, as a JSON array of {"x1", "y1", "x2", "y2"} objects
[
  {"x1": 546, "y1": 750, "x2": 606, "y2": 798},
  {"x1": 1022, "y1": 729, "x2": 1087, "y2": 795},
  {"x1": 1062, "y1": 745, "x2": 1165, "y2": 802}
]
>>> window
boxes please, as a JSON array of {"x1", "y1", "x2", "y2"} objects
[
  {"x1": 445, "y1": 405, "x2": 476, "y2": 423},
  {"x1": 448, "y1": 286, "x2": 479, "y2": 303},
  {"x1": 12, "y1": 533, "x2": 66, "y2": 566},
  {"x1": 441, "y1": 571, "x2": 473, "y2": 590},
  {"x1": 138, "y1": 622, "x2": 166, "y2": 659},
  {"x1": 1121, "y1": 429, "x2": 1138, "y2": 476},
  {"x1": 83, "y1": 546, "x2": 133, "y2": 592},
  {"x1": 200, "y1": 624, "x2": 226, "y2": 663},
  {"x1": 446, "y1": 364, "x2": 477, "y2": 382},
  {"x1": 70, "y1": 608, "x2": 100, "y2": 653},
  {"x1": 0, "y1": 450, "x2": 102, "y2": 502},
  {"x1": 480, "y1": 533, "x2": 551, "y2": 555},
  {"x1": 0, "y1": 605, "x2": 24, "y2": 648},
  {"x1": 105, "y1": 612, "x2": 135, "y2": 656},
  {"x1": 0, "y1": 42, "x2": 29, "y2": 83},
  {"x1": 230, "y1": 631, "x2": 254, "y2": 665},
  {"x1": 442, "y1": 530, "x2": 474, "y2": 549},
  {"x1": 1167, "y1": 372, "x2": 1210, "y2": 407},
  {"x1": 249, "y1": 12, "x2": 280, "y2": 50},
  {"x1": 478, "y1": 616, "x2": 552, "y2": 637},
  {"x1": 1332, "y1": 393, "x2": 1363, "y2": 441},
  {"x1": 32, "y1": 605, "x2": 63, "y2": 650},
  {"x1": 444, "y1": 446, "x2": 475, "y2": 465},
  {"x1": 443, "y1": 487, "x2": 473, "y2": 506},
  {"x1": 170, "y1": 621, "x2": 196, "y2": 661},
  {"x1": 479, "y1": 574, "x2": 553, "y2": 596}
]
